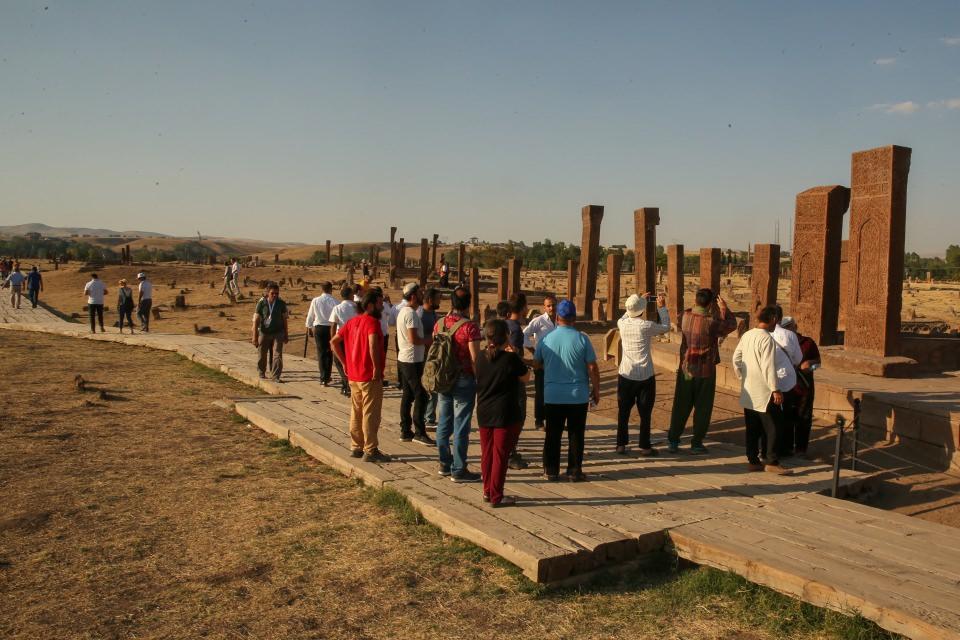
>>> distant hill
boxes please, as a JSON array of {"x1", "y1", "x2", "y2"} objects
[{"x1": 0, "y1": 223, "x2": 170, "y2": 238}]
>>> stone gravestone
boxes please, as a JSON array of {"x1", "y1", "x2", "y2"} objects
[
  {"x1": 419, "y1": 238, "x2": 430, "y2": 287},
  {"x1": 338, "y1": 243, "x2": 344, "y2": 266},
  {"x1": 325, "y1": 240, "x2": 331, "y2": 265},
  {"x1": 389, "y1": 227, "x2": 397, "y2": 267},
  {"x1": 750, "y1": 244, "x2": 780, "y2": 326},
  {"x1": 634, "y1": 207, "x2": 660, "y2": 295},
  {"x1": 469, "y1": 267, "x2": 481, "y2": 322},
  {"x1": 606, "y1": 252, "x2": 623, "y2": 321},
  {"x1": 844, "y1": 145, "x2": 911, "y2": 358},
  {"x1": 497, "y1": 267, "x2": 508, "y2": 301},
  {"x1": 566, "y1": 260, "x2": 578, "y2": 300},
  {"x1": 667, "y1": 244, "x2": 684, "y2": 330},
  {"x1": 700, "y1": 248, "x2": 721, "y2": 295},
  {"x1": 791, "y1": 185, "x2": 850, "y2": 346},
  {"x1": 398, "y1": 238, "x2": 405, "y2": 268},
  {"x1": 431, "y1": 234, "x2": 439, "y2": 273},
  {"x1": 457, "y1": 243, "x2": 466, "y2": 283},
  {"x1": 575, "y1": 205, "x2": 604, "y2": 320},
  {"x1": 507, "y1": 257, "x2": 522, "y2": 300}
]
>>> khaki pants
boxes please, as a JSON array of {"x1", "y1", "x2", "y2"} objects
[
  {"x1": 349, "y1": 380, "x2": 383, "y2": 454},
  {"x1": 257, "y1": 333, "x2": 284, "y2": 379}
]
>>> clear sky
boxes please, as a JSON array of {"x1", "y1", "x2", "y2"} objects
[{"x1": 2, "y1": 1, "x2": 958, "y2": 254}]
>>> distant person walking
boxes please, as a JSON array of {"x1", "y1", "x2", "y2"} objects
[
  {"x1": 25, "y1": 266, "x2": 43, "y2": 308},
  {"x1": 252, "y1": 283, "x2": 289, "y2": 381},
  {"x1": 219, "y1": 260, "x2": 234, "y2": 297},
  {"x1": 136, "y1": 272, "x2": 153, "y2": 332},
  {"x1": 116, "y1": 279, "x2": 136, "y2": 333},
  {"x1": 522, "y1": 293, "x2": 558, "y2": 430},
  {"x1": 534, "y1": 300, "x2": 600, "y2": 482},
  {"x1": 438, "y1": 254, "x2": 450, "y2": 288},
  {"x1": 433, "y1": 286, "x2": 482, "y2": 482},
  {"x1": 305, "y1": 281, "x2": 339, "y2": 386},
  {"x1": 230, "y1": 258, "x2": 241, "y2": 295},
  {"x1": 476, "y1": 319, "x2": 530, "y2": 507},
  {"x1": 331, "y1": 289, "x2": 392, "y2": 463},
  {"x1": 328, "y1": 285, "x2": 358, "y2": 397},
  {"x1": 84, "y1": 273, "x2": 107, "y2": 333},
  {"x1": 396, "y1": 283, "x2": 435, "y2": 445},
  {"x1": 732, "y1": 306, "x2": 791, "y2": 474},
  {"x1": 418, "y1": 287, "x2": 442, "y2": 426},
  {"x1": 615, "y1": 293, "x2": 670, "y2": 455},
  {"x1": 666, "y1": 288, "x2": 737, "y2": 454},
  {"x1": 3, "y1": 265, "x2": 26, "y2": 309}
]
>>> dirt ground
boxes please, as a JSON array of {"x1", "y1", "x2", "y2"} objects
[{"x1": 0, "y1": 331, "x2": 895, "y2": 640}]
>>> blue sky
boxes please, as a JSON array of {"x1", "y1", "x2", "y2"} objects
[{"x1": 2, "y1": 1, "x2": 958, "y2": 254}]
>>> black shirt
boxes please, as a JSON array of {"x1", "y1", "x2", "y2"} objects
[
  {"x1": 476, "y1": 349, "x2": 528, "y2": 428},
  {"x1": 505, "y1": 318, "x2": 524, "y2": 352}
]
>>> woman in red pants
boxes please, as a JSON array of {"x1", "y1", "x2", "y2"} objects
[{"x1": 475, "y1": 319, "x2": 530, "y2": 507}]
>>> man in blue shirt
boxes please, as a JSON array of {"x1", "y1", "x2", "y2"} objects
[
  {"x1": 533, "y1": 299, "x2": 600, "y2": 482},
  {"x1": 25, "y1": 267, "x2": 43, "y2": 308}
]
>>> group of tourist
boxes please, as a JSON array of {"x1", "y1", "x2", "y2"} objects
[
  {"x1": 82, "y1": 272, "x2": 154, "y2": 333},
  {"x1": 2, "y1": 261, "x2": 43, "y2": 309},
  {"x1": 254, "y1": 269, "x2": 823, "y2": 508}
]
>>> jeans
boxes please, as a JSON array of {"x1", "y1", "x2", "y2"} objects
[
  {"x1": 313, "y1": 325, "x2": 333, "y2": 382},
  {"x1": 27, "y1": 287, "x2": 39, "y2": 308},
  {"x1": 436, "y1": 375, "x2": 476, "y2": 474},
  {"x1": 258, "y1": 333, "x2": 285, "y2": 379},
  {"x1": 543, "y1": 403, "x2": 588, "y2": 476},
  {"x1": 398, "y1": 360, "x2": 428, "y2": 436},
  {"x1": 118, "y1": 306, "x2": 134, "y2": 331},
  {"x1": 137, "y1": 299, "x2": 152, "y2": 331},
  {"x1": 89, "y1": 304, "x2": 104, "y2": 332},
  {"x1": 617, "y1": 375, "x2": 656, "y2": 448},
  {"x1": 425, "y1": 392, "x2": 438, "y2": 424},
  {"x1": 744, "y1": 399, "x2": 784, "y2": 465}
]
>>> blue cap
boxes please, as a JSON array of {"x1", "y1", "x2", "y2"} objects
[{"x1": 556, "y1": 299, "x2": 576, "y2": 320}]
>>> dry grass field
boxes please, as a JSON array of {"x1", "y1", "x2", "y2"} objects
[{"x1": 0, "y1": 331, "x2": 896, "y2": 640}]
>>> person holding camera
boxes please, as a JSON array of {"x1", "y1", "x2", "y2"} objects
[{"x1": 667, "y1": 288, "x2": 737, "y2": 454}]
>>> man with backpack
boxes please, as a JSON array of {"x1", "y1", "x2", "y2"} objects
[{"x1": 425, "y1": 286, "x2": 481, "y2": 482}]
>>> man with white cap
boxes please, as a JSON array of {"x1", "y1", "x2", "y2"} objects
[
  {"x1": 396, "y1": 282, "x2": 434, "y2": 445},
  {"x1": 136, "y1": 272, "x2": 153, "y2": 332},
  {"x1": 614, "y1": 292, "x2": 670, "y2": 455}
]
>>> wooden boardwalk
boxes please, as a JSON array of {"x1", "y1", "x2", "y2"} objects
[{"x1": 2, "y1": 298, "x2": 958, "y2": 640}]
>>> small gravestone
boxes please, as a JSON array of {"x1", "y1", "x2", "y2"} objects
[{"x1": 174, "y1": 295, "x2": 186, "y2": 309}]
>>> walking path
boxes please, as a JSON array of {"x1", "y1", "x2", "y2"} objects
[{"x1": 2, "y1": 297, "x2": 958, "y2": 640}]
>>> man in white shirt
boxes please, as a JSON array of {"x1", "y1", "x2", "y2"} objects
[
  {"x1": 230, "y1": 258, "x2": 241, "y2": 296},
  {"x1": 732, "y1": 305, "x2": 790, "y2": 474},
  {"x1": 396, "y1": 283, "x2": 434, "y2": 445},
  {"x1": 522, "y1": 293, "x2": 557, "y2": 430},
  {"x1": 84, "y1": 273, "x2": 108, "y2": 333},
  {"x1": 136, "y1": 272, "x2": 153, "y2": 332},
  {"x1": 614, "y1": 293, "x2": 670, "y2": 455},
  {"x1": 3, "y1": 265, "x2": 26, "y2": 309},
  {"x1": 328, "y1": 285, "x2": 358, "y2": 396},
  {"x1": 305, "y1": 281, "x2": 339, "y2": 386}
]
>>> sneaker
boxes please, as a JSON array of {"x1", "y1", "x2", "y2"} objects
[
  {"x1": 490, "y1": 496, "x2": 517, "y2": 508},
  {"x1": 399, "y1": 432, "x2": 414, "y2": 442},
  {"x1": 690, "y1": 444, "x2": 709, "y2": 455},
  {"x1": 667, "y1": 441, "x2": 679, "y2": 454},
  {"x1": 362, "y1": 449, "x2": 392, "y2": 463},
  {"x1": 508, "y1": 453, "x2": 528, "y2": 470},
  {"x1": 425, "y1": 420, "x2": 437, "y2": 427},
  {"x1": 482, "y1": 493, "x2": 490, "y2": 502},
  {"x1": 450, "y1": 470, "x2": 481, "y2": 483},
  {"x1": 438, "y1": 465, "x2": 451, "y2": 477},
  {"x1": 413, "y1": 433, "x2": 435, "y2": 446},
  {"x1": 764, "y1": 464, "x2": 792, "y2": 475},
  {"x1": 567, "y1": 471, "x2": 587, "y2": 483},
  {"x1": 350, "y1": 449, "x2": 364, "y2": 458},
  {"x1": 747, "y1": 462, "x2": 764, "y2": 471}
]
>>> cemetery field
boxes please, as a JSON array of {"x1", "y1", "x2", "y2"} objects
[{"x1": 0, "y1": 331, "x2": 895, "y2": 640}]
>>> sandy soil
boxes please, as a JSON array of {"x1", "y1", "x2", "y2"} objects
[{"x1": 0, "y1": 331, "x2": 893, "y2": 640}]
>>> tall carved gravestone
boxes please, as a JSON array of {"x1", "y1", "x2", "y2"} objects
[
  {"x1": 750, "y1": 244, "x2": 780, "y2": 326},
  {"x1": 469, "y1": 267, "x2": 481, "y2": 322},
  {"x1": 791, "y1": 185, "x2": 850, "y2": 345},
  {"x1": 507, "y1": 258, "x2": 522, "y2": 300},
  {"x1": 457, "y1": 243, "x2": 466, "y2": 283},
  {"x1": 389, "y1": 227, "x2": 397, "y2": 269},
  {"x1": 700, "y1": 248, "x2": 721, "y2": 294},
  {"x1": 575, "y1": 205, "x2": 604, "y2": 319},
  {"x1": 566, "y1": 260, "x2": 578, "y2": 300},
  {"x1": 431, "y1": 234, "x2": 439, "y2": 272},
  {"x1": 606, "y1": 252, "x2": 623, "y2": 321},
  {"x1": 634, "y1": 208, "x2": 659, "y2": 294},
  {"x1": 419, "y1": 238, "x2": 429, "y2": 287},
  {"x1": 338, "y1": 244, "x2": 344, "y2": 266},
  {"x1": 667, "y1": 244, "x2": 684, "y2": 330},
  {"x1": 325, "y1": 240, "x2": 331, "y2": 264},
  {"x1": 398, "y1": 238, "x2": 405, "y2": 267},
  {"x1": 845, "y1": 145, "x2": 911, "y2": 357},
  {"x1": 497, "y1": 267, "x2": 508, "y2": 301}
]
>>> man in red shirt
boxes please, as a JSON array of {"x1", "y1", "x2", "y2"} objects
[{"x1": 331, "y1": 290, "x2": 391, "y2": 463}]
